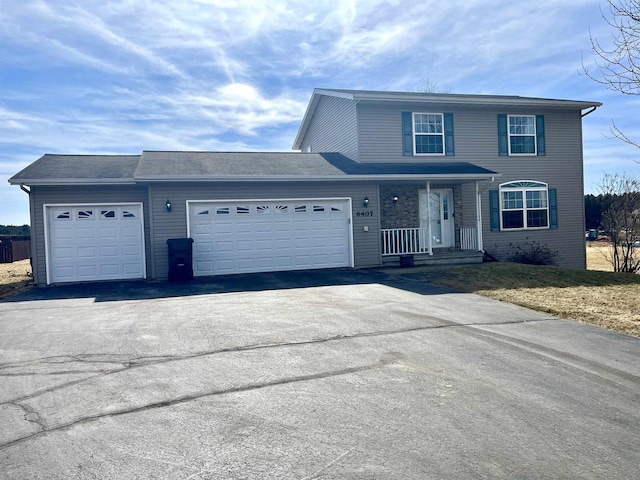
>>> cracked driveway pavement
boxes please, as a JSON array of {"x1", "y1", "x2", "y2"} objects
[{"x1": 1, "y1": 269, "x2": 639, "y2": 479}]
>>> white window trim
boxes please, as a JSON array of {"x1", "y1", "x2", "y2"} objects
[
  {"x1": 499, "y1": 181, "x2": 549, "y2": 230},
  {"x1": 507, "y1": 115, "x2": 537, "y2": 156},
  {"x1": 412, "y1": 112, "x2": 445, "y2": 156}
]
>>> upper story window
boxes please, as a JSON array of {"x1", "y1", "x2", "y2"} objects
[
  {"x1": 508, "y1": 115, "x2": 536, "y2": 155},
  {"x1": 413, "y1": 113, "x2": 444, "y2": 155},
  {"x1": 498, "y1": 114, "x2": 545, "y2": 156},
  {"x1": 402, "y1": 112, "x2": 454, "y2": 156}
]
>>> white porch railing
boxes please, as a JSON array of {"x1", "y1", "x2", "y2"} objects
[
  {"x1": 381, "y1": 228, "x2": 428, "y2": 256},
  {"x1": 460, "y1": 226, "x2": 478, "y2": 251},
  {"x1": 381, "y1": 226, "x2": 479, "y2": 256}
]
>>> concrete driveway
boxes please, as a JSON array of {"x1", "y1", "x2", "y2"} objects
[{"x1": 1, "y1": 269, "x2": 639, "y2": 479}]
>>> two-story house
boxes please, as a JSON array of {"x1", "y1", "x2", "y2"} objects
[{"x1": 9, "y1": 88, "x2": 601, "y2": 285}]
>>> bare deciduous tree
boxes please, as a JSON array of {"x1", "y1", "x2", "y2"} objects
[
  {"x1": 414, "y1": 77, "x2": 452, "y2": 94},
  {"x1": 584, "y1": 0, "x2": 640, "y2": 149},
  {"x1": 598, "y1": 172, "x2": 640, "y2": 273}
]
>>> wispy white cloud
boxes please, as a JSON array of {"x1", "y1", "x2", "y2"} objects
[{"x1": 0, "y1": 0, "x2": 635, "y2": 222}]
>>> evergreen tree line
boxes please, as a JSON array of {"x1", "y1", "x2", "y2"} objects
[
  {"x1": 0, "y1": 225, "x2": 30, "y2": 236},
  {"x1": 585, "y1": 193, "x2": 638, "y2": 231}
]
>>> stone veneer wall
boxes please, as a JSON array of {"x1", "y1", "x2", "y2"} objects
[
  {"x1": 380, "y1": 183, "x2": 464, "y2": 246},
  {"x1": 379, "y1": 184, "x2": 419, "y2": 229}
]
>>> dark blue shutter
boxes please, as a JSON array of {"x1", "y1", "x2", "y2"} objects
[
  {"x1": 444, "y1": 112, "x2": 455, "y2": 156},
  {"x1": 402, "y1": 112, "x2": 413, "y2": 156},
  {"x1": 497, "y1": 114, "x2": 508, "y2": 156},
  {"x1": 536, "y1": 115, "x2": 545, "y2": 156},
  {"x1": 549, "y1": 188, "x2": 558, "y2": 229},
  {"x1": 489, "y1": 190, "x2": 500, "y2": 231}
]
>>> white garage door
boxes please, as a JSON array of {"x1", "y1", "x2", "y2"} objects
[
  {"x1": 188, "y1": 199, "x2": 352, "y2": 276},
  {"x1": 46, "y1": 204, "x2": 145, "y2": 284}
]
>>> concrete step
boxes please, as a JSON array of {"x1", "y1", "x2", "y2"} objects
[{"x1": 382, "y1": 251, "x2": 484, "y2": 267}]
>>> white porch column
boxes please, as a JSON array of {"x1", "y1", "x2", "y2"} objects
[
  {"x1": 476, "y1": 181, "x2": 483, "y2": 251},
  {"x1": 426, "y1": 181, "x2": 433, "y2": 255}
]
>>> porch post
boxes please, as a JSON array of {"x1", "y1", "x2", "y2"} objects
[
  {"x1": 426, "y1": 181, "x2": 433, "y2": 255},
  {"x1": 476, "y1": 181, "x2": 483, "y2": 251}
]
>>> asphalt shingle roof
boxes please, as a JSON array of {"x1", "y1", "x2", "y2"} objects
[
  {"x1": 9, "y1": 151, "x2": 498, "y2": 185},
  {"x1": 136, "y1": 151, "x2": 348, "y2": 177},
  {"x1": 136, "y1": 151, "x2": 497, "y2": 178},
  {"x1": 9, "y1": 154, "x2": 140, "y2": 184}
]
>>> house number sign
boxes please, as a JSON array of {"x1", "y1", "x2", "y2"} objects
[{"x1": 356, "y1": 210, "x2": 374, "y2": 217}]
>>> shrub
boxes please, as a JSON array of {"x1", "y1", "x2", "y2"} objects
[{"x1": 507, "y1": 241, "x2": 558, "y2": 266}]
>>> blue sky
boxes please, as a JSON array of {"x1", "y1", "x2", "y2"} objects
[{"x1": 1, "y1": 0, "x2": 639, "y2": 225}]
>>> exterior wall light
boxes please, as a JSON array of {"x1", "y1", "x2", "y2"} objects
[
  {"x1": 393, "y1": 195, "x2": 399, "y2": 203},
  {"x1": 166, "y1": 199, "x2": 172, "y2": 212},
  {"x1": 363, "y1": 196, "x2": 369, "y2": 207}
]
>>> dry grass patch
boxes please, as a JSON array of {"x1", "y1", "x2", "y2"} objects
[
  {"x1": 398, "y1": 263, "x2": 640, "y2": 338},
  {"x1": 586, "y1": 242, "x2": 615, "y2": 272},
  {"x1": 0, "y1": 259, "x2": 33, "y2": 300}
]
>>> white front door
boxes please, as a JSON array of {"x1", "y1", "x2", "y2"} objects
[{"x1": 419, "y1": 189, "x2": 455, "y2": 248}]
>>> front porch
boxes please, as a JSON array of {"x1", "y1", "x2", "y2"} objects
[
  {"x1": 380, "y1": 227, "x2": 484, "y2": 266},
  {"x1": 378, "y1": 181, "x2": 487, "y2": 267}
]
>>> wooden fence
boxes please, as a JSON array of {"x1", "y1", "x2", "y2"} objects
[{"x1": 0, "y1": 236, "x2": 31, "y2": 263}]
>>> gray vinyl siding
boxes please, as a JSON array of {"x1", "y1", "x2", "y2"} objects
[
  {"x1": 150, "y1": 181, "x2": 380, "y2": 280},
  {"x1": 30, "y1": 185, "x2": 151, "y2": 285},
  {"x1": 299, "y1": 96, "x2": 359, "y2": 161},
  {"x1": 477, "y1": 110, "x2": 586, "y2": 269},
  {"x1": 357, "y1": 102, "x2": 587, "y2": 268}
]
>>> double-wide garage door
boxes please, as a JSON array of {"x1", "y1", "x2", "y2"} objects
[
  {"x1": 46, "y1": 204, "x2": 145, "y2": 284},
  {"x1": 188, "y1": 199, "x2": 352, "y2": 276}
]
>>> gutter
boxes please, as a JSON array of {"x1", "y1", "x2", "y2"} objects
[
  {"x1": 8, "y1": 179, "x2": 138, "y2": 186},
  {"x1": 133, "y1": 173, "x2": 502, "y2": 182},
  {"x1": 581, "y1": 106, "x2": 599, "y2": 117}
]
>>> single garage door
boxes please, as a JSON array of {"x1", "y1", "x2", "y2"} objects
[
  {"x1": 188, "y1": 199, "x2": 352, "y2": 276},
  {"x1": 46, "y1": 204, "x2": 145, "y2": 284}
]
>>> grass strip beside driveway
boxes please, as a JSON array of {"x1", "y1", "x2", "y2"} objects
[{"x1": 391, "y1": 263, "x2": 640, "y2": 338}]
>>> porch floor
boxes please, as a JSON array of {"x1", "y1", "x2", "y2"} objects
[{"x1": 381, "y1": 250, "x2": 484, "y2": 267}]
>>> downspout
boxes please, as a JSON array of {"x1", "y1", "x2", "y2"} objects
[
  {"x1": 581, "y1": 106, "x2": 598, "y2": 118},
  {"x1": 19, "y1": 184, "x2": 37, "y2": 284}
]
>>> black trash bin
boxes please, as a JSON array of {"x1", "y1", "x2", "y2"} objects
[{"x1": 167, "y1": 238, "x2": 194, "y2": 281}]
